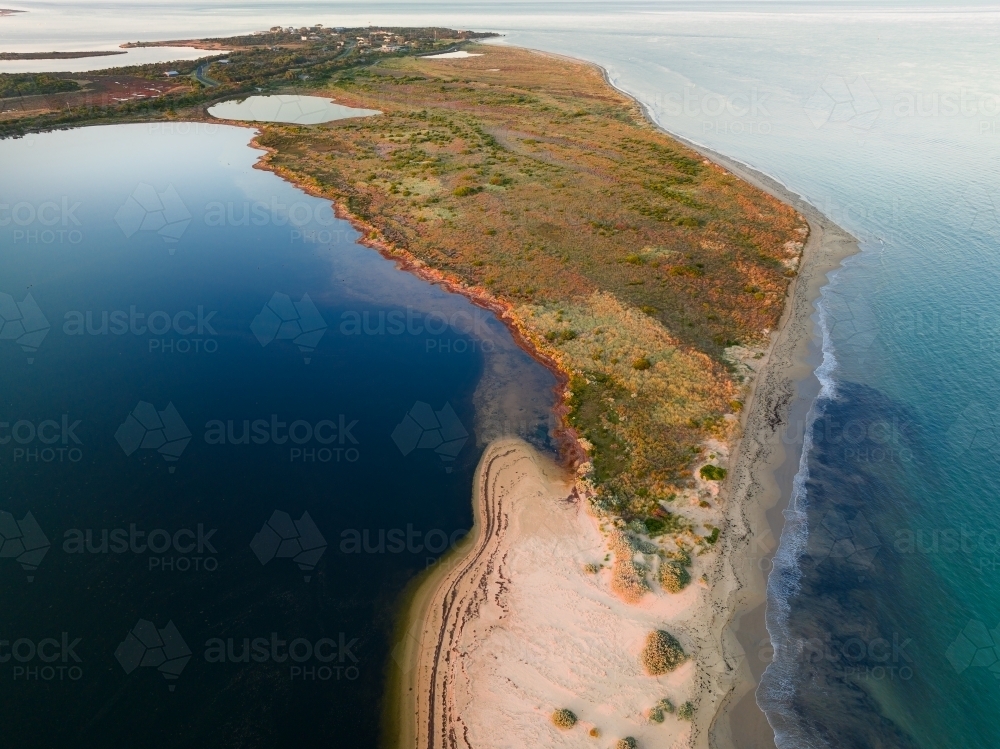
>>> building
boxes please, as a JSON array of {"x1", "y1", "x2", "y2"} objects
[{"x1": 164, "y1": 71, "x2": 179, "y2": 77}]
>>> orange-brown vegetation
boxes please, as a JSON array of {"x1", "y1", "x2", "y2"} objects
[{"x1": 253, "y1": 44, "x2": 806, "y2": 527}]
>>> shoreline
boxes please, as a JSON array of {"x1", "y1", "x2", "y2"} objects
[
  {"x1": 663, "y1": 132, "x2": 859, "y2": 749},
  {"x1": 384, "y1": 438, "x2": 575, "y2": 749},
  {"x1": 588, "y1": 63, "x2": 860, "y2": 749},
  {"x1": 243, "y1": 125, "x2": 589, "y2": 471}
]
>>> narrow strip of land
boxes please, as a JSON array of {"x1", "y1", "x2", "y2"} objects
[{"x1": 0, "y1": 51, "x2": 126, "y2": 60}]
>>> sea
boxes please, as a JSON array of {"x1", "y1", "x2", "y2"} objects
[{"x1": 4, "y1": 2, "x2": 1000, "y2": 747}]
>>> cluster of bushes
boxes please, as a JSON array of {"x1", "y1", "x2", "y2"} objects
[
  {"x1": 648, "y1": 698, "x2": 675, "y2": 722},
  {"x1": 609, "y1": 531, "x2": 649, "y2": 603},
  {"x1": 0, "y1": 73, "x2": 79, "y2": 99},
  {"x1": 658, "y1": 548, "x2": 692, "y2": 593},
  {"x1": 648, "y1": 697, "x2": 694, "y2": 722}
]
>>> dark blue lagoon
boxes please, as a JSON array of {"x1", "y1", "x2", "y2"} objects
[{"x1": 0, "y1": 123, "x2": 557, "y2": 747}]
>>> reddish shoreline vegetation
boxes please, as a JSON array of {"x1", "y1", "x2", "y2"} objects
[
  {"x1": 246, "y1": 44, "x2": 806, "y2": 532},
  {"x1": 249, "y1": 132, "x2": 587, "y2": 467}
]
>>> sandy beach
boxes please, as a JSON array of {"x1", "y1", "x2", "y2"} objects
[
  {"x1": 390, "y1": 438, "x2": 721, "y2": 748},
  {"x1": 670, "y1": 147, "x2": 859, "y2": 749},
  {"x1": 387, "y1": 49, "x2": 861, "y2": 749}
]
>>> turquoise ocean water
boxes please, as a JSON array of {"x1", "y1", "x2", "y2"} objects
[{"x1": 4, "y1": 2, "x2": 1000, "y2": 746}]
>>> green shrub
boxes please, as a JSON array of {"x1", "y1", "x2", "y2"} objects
[
  {"x1": 615, "y1": 738, "x2": 637, "y2": 749},
  {"x1": 658, "y1": 560, "x2": 691, "y2": 593},
  {"x1": 632, "y1": 357, "x2": 652, "y2": 370},
  {"x1": 699, "y1": 464, "x2": 727, "y2": 481},
  {"x1": 547, "y1": 328, "x2": 577, "y2": 343},
  {"x1": 678, "y1": 701, "x2": 695, "y2": 720},
  {"x1": 643, "y1": 515, "x2": 682, "y2": 537},
  {"x1": 640, "y1": 630, "x2": 685, "y2": 675},
  {"x1": 551, "y1": 708, "x2": 577, "y2": 729},
  {"x1": 452, "y1": 185, "x2": 482, "y2": 197}
]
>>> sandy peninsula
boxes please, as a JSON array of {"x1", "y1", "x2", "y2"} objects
[
  {"x1": 391, "y1": 438, "x2": 710, "y2": 748},
  {"x1": 389, "y1": 211, "x2": 855, "y2": 749},
  {"x1": 386, "y1": 53, "x2": 860, "y2": 749}
]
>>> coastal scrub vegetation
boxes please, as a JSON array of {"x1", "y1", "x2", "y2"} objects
[
  {"x1": 648, "y1": 698, "x2": 676, "y2": 723},
  {"x1": 641, "y1": 629, "x2": 686, "y2": 675},
  {"x1": 0, "y1": 73, "x2": 79, "y2": 99},
  {"x1": 551, "y1": 708, "x2": 577, "y2": 729},
  {"x1": 658, "y1": 548, "x2": 693, "y2": 593},
  {"x1": 699, "y1": 464, "x2": 727, "y2": 481},
  {"x1": 250, "y1": 44, "x2": 805, "y2": 542}
]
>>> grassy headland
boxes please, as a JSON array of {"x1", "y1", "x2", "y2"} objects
[{"x1": 0, "y1": 29, "x2": 806, "y2": 546}]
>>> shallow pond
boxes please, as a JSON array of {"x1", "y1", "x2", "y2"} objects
[{"x1": 208, "y1": 94, "x2": 380, "y2": 125}]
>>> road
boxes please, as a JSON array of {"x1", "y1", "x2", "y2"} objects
[{"x1": 192, "y1": 62, "x2": 220, "y2": 88}]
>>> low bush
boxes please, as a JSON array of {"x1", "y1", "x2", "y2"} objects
[
  {"x1": 551, "y1": 708, "x2": 577, "y2": 729},
  {"x1": 699, "y1": 464, "x2": 727, "y2": 481},
  {"x1": 641, "y1": 630, "x2": 686, "y2": 675}
]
